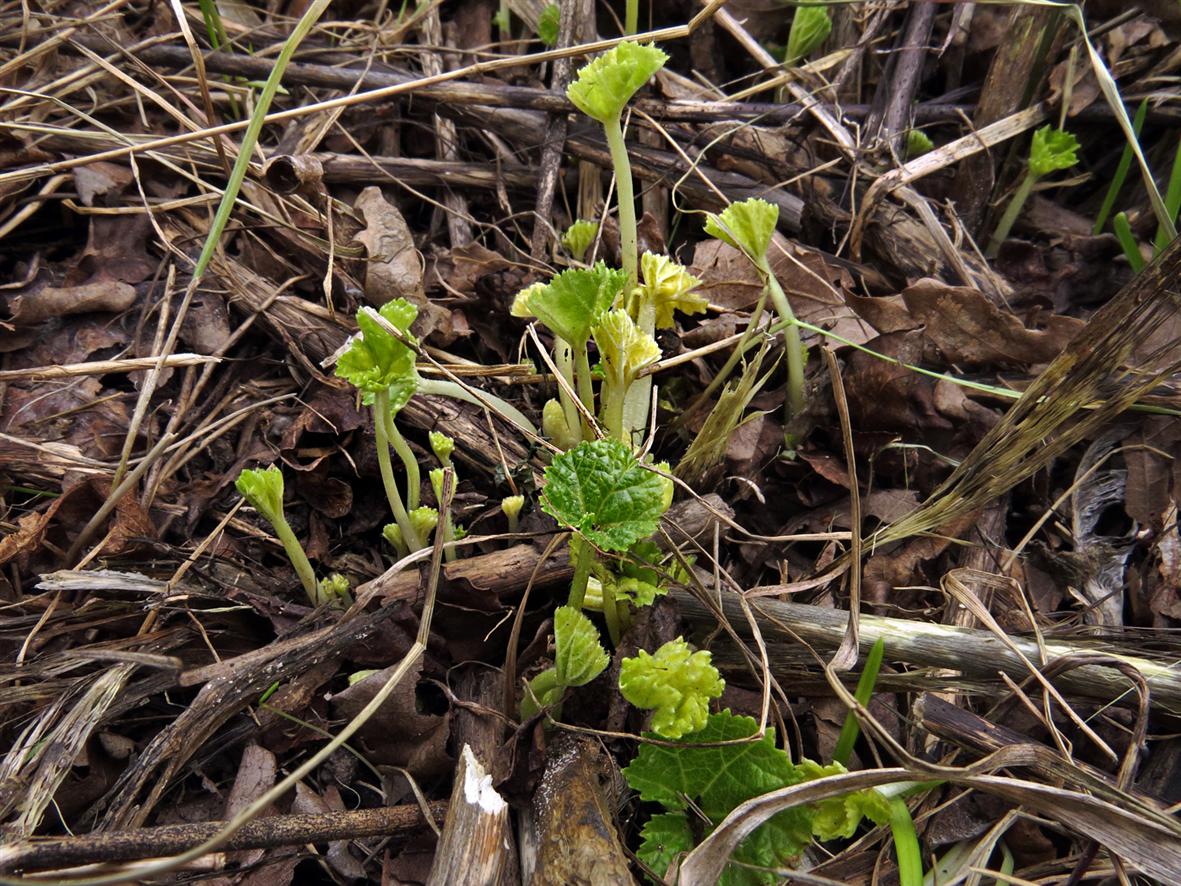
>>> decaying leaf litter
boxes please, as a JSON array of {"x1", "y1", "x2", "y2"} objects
[{"x1": 3, "y1": 0, "x2": 1181, "y2": 883}]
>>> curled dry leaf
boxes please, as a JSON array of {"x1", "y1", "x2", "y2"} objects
[{"x1": 5, "y1": 278, "x2": 137, "y2": 325}]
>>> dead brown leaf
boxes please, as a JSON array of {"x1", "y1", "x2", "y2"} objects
[{"x1": 901, "y1": 278, "x2": 1083, "y2": 366}]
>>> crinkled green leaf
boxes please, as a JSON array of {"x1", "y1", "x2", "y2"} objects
[
  {"x1": 429, "y1": 431, "x2": 454, "y2": 464},
  {"x1": 623, "y1": 711, "x2": 814, "y2": 879},
  {"x1": 536, "y1": 3, "x2": 559, "y2": 46},
  {"x1": 527, "y1": 263, "x2": 627, "y2": 347},
  {"x1": 797, "y1": 759, "x2": 892, "y2": 840},
  {"x1": 704, "y1": 199, "x2": 779, "y2": 261},
  {"x1": 554, "y1": 605, "x2": 609, "y2": 687},
  {"x1": 335, "y1": 299, "x2": 419, "y2": 398},
  {"x1": 317, "y1": 573, "x2": 351, "y2": 605},
  {"x1": 235, "y1": 465, "x2": 285, "y2": 526},
  {"x1": 786, "y1": 5, "x2": 831, "y2": 64},
  {"x1": 1029, "y1": 125, "x2": 1080, "y2": 179},
  {"x1": 561, "y1": 219, "x2": 599, "y2": 260},
  {"x1": 620, "y1": 638, "x2": 724, "y2": 738},
  {"x1": 566, "y1": 42, "x2": 669, "y2": 124},
  {"x1": 541, "y1": 438, "x2": 669, "y2": 550},
  {"x1": 636, "y1": 813, "x2": 695, "y2": 884},
  {"x1": 409, "y1": 506, "x2": 439, "y2": 538},
  {"x1": 636, "y1": 252, "x2": 707, "y2": 329},
  {"x1": 593, "y1": 309, "x2": 660, "y2": 386}
]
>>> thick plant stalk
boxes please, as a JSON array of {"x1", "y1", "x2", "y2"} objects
[
  {"x1": 760, "y1": 258, "x2": 806, "y2": 420},
  {"x1": 374, "y1": 389, "x2": 423, "y2": 552},
  {"x1": 553, "y1": 340, "x2": 583, "y2": 443},
  {"x1": 603, "y1": 115, "x2": 638, "y2": 291},
  {"x1": 566, "y1": 536, "x2": 594, "y2": 611}
]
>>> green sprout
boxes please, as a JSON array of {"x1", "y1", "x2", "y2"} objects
[
  {"x1": 786, "y1": 3, "x2": 831, "y2": 65},
  {"x1": 430, "y1": 468, "x2": 458, "y2": 562},
  {"x1": 905, "y1": 128, "x2": 934, "y2": 159},
  {"x1": 561, "y1": 218, "x2": 600, "y2": 261},
  {"x1": 513, "y1": 263, "x2": 627, "y2": 442},
  {"x1": 986, "y1": 125, "x2": 1080, "y2": 258},
  {"x1": 521, "y1": 605, "x2": 609, "y2": 720},
  {"x1": 567, "y1": 42, "x2": 669, "y2": 292},
  {"x1": 336, "y1": 300, "x2": 425, "y2": 553},
  {"x1": 618, "y1": 252, "x2": 706, "y2": 441},
  {"x1": 336, "y1": 299, "x2": 536, "y2": 554},
  {"x1": 537, "y1": 3, "x2": 559, "y2": 46},
  {"x1": 593, "y1": 308, "x2": 660, "y2": 440},
  {"x1": 705, "y1": 198, "x2": 806, "y2": 433},
  {"x1": 235, "y1": 466, "x2": 349, "y2": 607},
  {"x1": 429, "y1": 431, "x2": 454, "y2": 467},
  {"x1": 500, "y1": 494, "x2": 524, "y2": 532}
]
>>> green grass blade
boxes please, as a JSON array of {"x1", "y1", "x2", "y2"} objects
[
  {"x1": 1113, "y1": 212, "x2": 1145, "y2": 272},
  {"x1": 888, "y1": 795, "x2": 924, "y2": 886},
  {"x1": 1154, "y1": 136, "x2": 1181, "y2": 253},
  {"x1": 1093, "y1": 98, "x2": 1147, "y2": 235},
  {"x1": 191, "y1": 0, "x2": 331, "y2": 282},
  {"x1": 832, "y1": 637, "x2": 885, "y2": 767}
]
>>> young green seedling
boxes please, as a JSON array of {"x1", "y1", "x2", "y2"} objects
[
  {"x1": 541, "y1": 438, "x2": 670, "y2": 643},
  {"x1": 520, "y1": 605, "x2": 609, "y2": 719},
  {"x1": 705, "y1": 198, "x2": 806, "y2": 432},
  {"x1": 986, "y1": 125, "x2": 1080, "y2": 258},
  {"x1": 567, "y1": 42, "x2": 669, "y2": 292},
  {"x1": 536, "y1": 3, "x2": 559, "y2": 47},
  {"x1": 235, "y1": 465, "x2": 350, "y2": 607},
  {"x1": 336, "y1": 299, "x2": 427, "y2": 553},
  {"x1": 561, "y1": 218, "x2": 600, "y2": 261},
  {"x1": 786, "y1": 3, "x2": 832, "y2": 65},
  {"x1": 514, "y1": 263, "x2": 627, "y2": 442},
  {"x1": 618, "y1": 252, "x2": 707, "y2": 441},
  {"x1": 624, "y1": 710, "x2": 892, "y2": 886},
  {"x1": 500, "y1": 494, "x2": 524, "y2": 532}
]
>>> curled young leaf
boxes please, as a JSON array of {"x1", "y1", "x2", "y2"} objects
[
  {"x1": 541, "y1": 438, "x2": 669, "y2": 551},
  {"x1": 636, "y1": 252, "x2": 707, "y2": 329},
  {"x1": 527, "y1": 263, "x2": 628, "y2": 347},
  {"x1": 593, "y1": 308, "x2": 661, "y2": 387},
  {"x1": 235, "y1": 465, "x2": 285, "y2": 526},
  {"x1": 554, "y1": 605, "x2": 609, "y2": 687},
  {"x1": 562, "y1": 219, "x2": 599, "y2": 261},
  {"x1": 429, "y1": 431, "x2": 455, "y2": 465},
  {"x1": 1028, "y1": 125, "x2": 1080, "y2": 179},
  {"x1": 619, "y1": 637, "x2": 723, "y2": 739},
  {"x1": 566, "y1": 41, "x2": 669, "y2": 125},
  {"x1": 704, "y1": 198, "x2": 779, "y2": 262}
]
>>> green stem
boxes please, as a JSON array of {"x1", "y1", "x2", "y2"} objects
[
  {"x1": 1094, "y1": 98, "x2": 1148, "y2": 235},
  {"x1": 574, "y1": 343, "x2": 596, "y2": 433},
  {"x1": 603, "y1": 115, "x2": 638, "y2": 292},
  {"x1": 986, "y1": 170, "x2": 1037, "y2": 259},
  {"x1": 1114, "y1": 212, "x2": 1145, "y2": 271},
  {"x1": 554, "y1": 339, "x2": 583, "y2": 443},
  {"x1": 271, "y1": 513, "x2": 320, "y2": 606},
  {"x1": 600, "y1": 574, "x2": 622, "y2": 645},
  {"x1": 887, "y1": 796, "x2": 924, "y2": 886},
  {"x1": 373, "y1": 390, "x2": 423, "y2": 552},
  {"x1": 624, "y1": 0, "x2": 638, "y2": 35},
  {"x1": 760, "y1": 258, "x2": 806, "y2": 420},
  {"x1": 566, "y1": 535, "x2": 594, "y2": 610},
  {"x1": 1154, "y1": 135, "x2": 1181, "y2": 253},
  {"x1": 384, "y1": 411, "x2": 420, "y2": 511},
  {"x1": 832, "y1": 637, "x2": 886, "y2": 767},
  {"x1": 602, "y1": 375, "x2": 627, "y2": 442},
  {"x1": 416, "y1": 377, "x2": 537, "y2": 436},
  {"x1": 622, "y1": 300, "x2": 658, "y2": 443}
]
